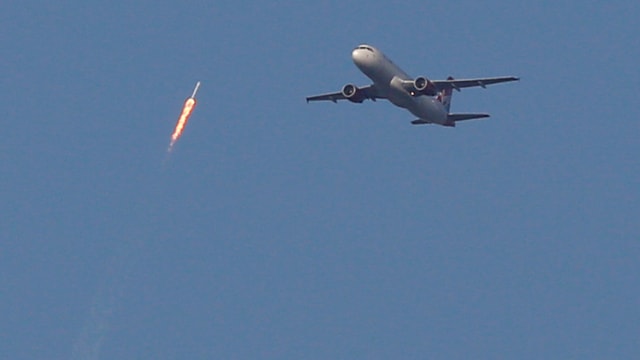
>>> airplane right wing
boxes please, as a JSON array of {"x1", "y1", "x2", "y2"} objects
[
  {"x1": 432, "y1": 76, "x2": 519, "y2": 91},
  {"x1": 306, "y1": 84, "x2": 385, "y2": 103},
  {"x1": 306, "y1": 91, "x2": 350, "y2": 103}
]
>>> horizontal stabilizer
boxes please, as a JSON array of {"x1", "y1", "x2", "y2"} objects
[
  {"x1": 411, "y1": 119, "x2": 432, "y2": 125},
  {"x1": 447, "y1": 113, "x2": 490, "y2": 122},
  {"x1": 411, "y1": 114, "x2": 489, "y2": 126}
]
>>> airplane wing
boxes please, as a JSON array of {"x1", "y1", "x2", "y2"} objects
[
  {"x1": 432, "y1": 76, "x2": 519, "y2": 91},
  {"x1": 306, "y1": 84, "x2": 385, "y2": 103}
]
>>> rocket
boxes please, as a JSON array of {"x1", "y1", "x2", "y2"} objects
[
  {"x1": 190, "y1": 81, "x2": 201, "y2": 99},
  {"x1": 167, "y1": 81, "x2": 201, "y2": 153}
]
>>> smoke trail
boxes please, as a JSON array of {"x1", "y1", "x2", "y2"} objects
[{"x1": 70, "y1": 239, "x2": 141, "y2": 360}]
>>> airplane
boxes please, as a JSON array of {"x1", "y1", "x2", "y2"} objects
[{"x1": 306, "y1": 44, "x2": 519, "y2": 127}]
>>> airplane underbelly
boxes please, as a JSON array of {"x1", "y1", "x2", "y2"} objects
[
  {"x1": 408, "y1": 97, "x2": 447, "y2": 123},
  {"x1": 387, "y1": 78, "x2": 414, "y2": 108},
  {"x1": 385, "y1": 76, "x2": 446, "y2": 123},
  {"x1": 387, "y1": 89, "x2": 413, "y2": 108}
]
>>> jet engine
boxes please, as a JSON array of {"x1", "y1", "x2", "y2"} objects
[
  {"x1": 413, "y1": 76, "x2": 437, "y2": 96},
  {"x1": 341, "y1": 84, "x2": 367, "y2": 103}
]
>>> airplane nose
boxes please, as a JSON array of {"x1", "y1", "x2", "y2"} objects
[
  {"x1": 352, "y1": 48, "x2": 371, "y2": 68},
  {"x1": 351, "y1": 49, "x2": 361, "y2": 63}
]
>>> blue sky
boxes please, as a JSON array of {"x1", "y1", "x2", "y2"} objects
[{"x1": 2, "y1": 1, "x2": 639, "y2": 359}]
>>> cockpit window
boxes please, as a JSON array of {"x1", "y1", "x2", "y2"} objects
[{"x1": 357, "y1": 46, "x2": 374, "y2": 52}]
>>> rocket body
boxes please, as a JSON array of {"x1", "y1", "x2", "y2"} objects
[{"x1": 191, "y1": 81, "x2": 201, "y2": 99}]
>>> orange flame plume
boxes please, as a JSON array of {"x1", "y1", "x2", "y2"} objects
[{"x1": 168, "y1": 97, "x2": 197, "y2": 152}]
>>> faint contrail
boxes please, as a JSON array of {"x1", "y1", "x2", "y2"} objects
[{"x1": 70, "y1": 239, "x2": 140, "y2": 360}]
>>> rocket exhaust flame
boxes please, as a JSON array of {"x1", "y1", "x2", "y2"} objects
[
  {"x1": 168, "y1": 81, "x2": 200, "y2": 152},
  {"x1": 168, "y1": 98, "x2": 196, "y2": 152}
]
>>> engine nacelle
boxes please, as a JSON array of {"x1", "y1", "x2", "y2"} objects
[
  {"x1": 413, "y1": 76, "x2": 437, "y2": 96},
  {"x1": 341, "y1": 84, "x2": 367, "y2": 103}
]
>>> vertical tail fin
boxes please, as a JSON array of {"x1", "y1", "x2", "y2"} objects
[{"x1": 436, "y1": 76, "x2": 454, "y2": 113}]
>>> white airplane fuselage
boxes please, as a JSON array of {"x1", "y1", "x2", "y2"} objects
[{"x1": 352, "y1": 46, "x2": 448, "y2": 124}]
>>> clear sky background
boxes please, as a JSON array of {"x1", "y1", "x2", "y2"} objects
[{"x1": 2, "y1": 1, "x2": 639, "y2": 359}]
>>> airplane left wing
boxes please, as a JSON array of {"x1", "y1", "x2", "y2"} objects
[
  {"x1": 306, "y1": 84, "x2": 385, "y2": 103},
  {"x1": 432, "y1": 76, "x2": 519, "y2": 91}
]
